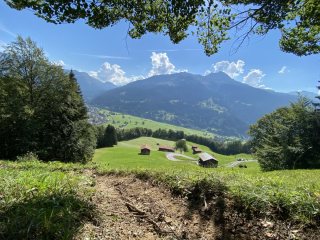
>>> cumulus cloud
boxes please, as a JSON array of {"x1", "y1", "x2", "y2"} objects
[
  {"x1": 243, "y1": 69, "x2": 266, "y2": 88},
  {"x1": 89, "y1": 62, "x2": 130, "y2": 86},
  {"x1": 278, "y1": 66, "x2": 289, "y2": 74},
  {"x1": 89, "y1": 52, "x2": 184, "y2": 86},
  {"x1": 148, "y1": 52, "x2": 177, "y2": 77},
  {"x1": 52, "y1": 60, "x2": 65, "y2": 67},
  {"x1": 89, "y1": 62, "x2": 145, "y2": 86},
  {"x1": 208, "y1": 60, "x2": 245, "y2": 78}
]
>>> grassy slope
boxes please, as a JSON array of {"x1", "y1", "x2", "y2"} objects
[
  {"x1": 0, "y1": 161, "x2": 96, "y2": 239},
  {"x1": 95, "y1": 137, "x2": 320, "y2": 224},
  {"x1": 100, "y1": 109, "x2": 215, "y2": 138},
  {"x1": 1, "y1": 136, "x2": 319, "y2": 239},
  {"x1": 94, "y1": 137, "x2": 250, "y2": 170}
]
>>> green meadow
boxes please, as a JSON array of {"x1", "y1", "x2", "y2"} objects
[
  {"x1": 99, "y1": 109, "x2": 216, "y2": 138},
  {"x1": 94, "y1": 137, "x2": 250, "y2": 170},
  {"x1": 95, "y1": 137, "x2": 320, "y2": 224},
  {"x1": 1, "y1": 137, "x2": 319, "y2": 239}
]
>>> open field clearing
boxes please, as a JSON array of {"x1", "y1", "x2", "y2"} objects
[
  {"x1": 98, "y1": 110, "x2": 216, "y2": 138},
  {"x1": 1, "y1": 137, "x2": 319, "y2": 239},
  {"x1": 95, "y1": 138, "x2": 320, "y2": 226}
]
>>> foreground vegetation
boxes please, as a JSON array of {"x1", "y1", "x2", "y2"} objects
[
  {"x1": 95, "y1": 137, "x2": 320, "y2": 225},
  {"x1": 1, "y1": 136, "x2": 319, "y2": 239},
  {"x1": 0, "y1": 160, "x2": 96, "y2": 239}
]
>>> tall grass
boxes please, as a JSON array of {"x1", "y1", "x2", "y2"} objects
[
  {"x1": 0, "y1": 160, "x2": 96, "y2": 240},
  {"x1": 101, "y1": 168, "x2": 320, "y2": 225}
]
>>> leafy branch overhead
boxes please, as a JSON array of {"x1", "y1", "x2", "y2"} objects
[{"x1": 5, "y1": 0, "x2": 320, "y2": 56}]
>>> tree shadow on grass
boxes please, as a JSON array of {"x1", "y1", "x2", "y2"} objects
[
  {"x1": 185, "y1": 178, "x2": 232, "y2": 240},
  {"x1": 0, "y1": 193, "x2": 97, "y2": 240}
]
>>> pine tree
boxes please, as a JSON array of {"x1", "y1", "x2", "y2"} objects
[
  {"x1": 0, "y1": 37, "x2": 96, "y2": 162},
  {"x1": 103, "y1": 125, "x2": 118, "y2": 147}
]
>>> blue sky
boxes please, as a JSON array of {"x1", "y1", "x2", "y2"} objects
[{"x1": 1, "y1": 1, "x2": 319, "y2": 93}]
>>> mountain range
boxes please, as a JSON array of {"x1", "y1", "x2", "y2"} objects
[
  {"x1": 73, "y1": 70, "x2": 116, "y2": 101},
  {"x1": 89, "y1": 72, "x2": 304, "y2": 137}
]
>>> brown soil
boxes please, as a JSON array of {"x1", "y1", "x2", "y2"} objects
[
  {"x1": 75, "y1": 174, "x2": 319, "y2": 240},
  {"x1": 76, "y1": 174, "x2": 215, "y2": 239}
]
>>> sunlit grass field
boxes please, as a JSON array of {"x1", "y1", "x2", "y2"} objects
[
  {"x1": 94, "y1": 137, "x2": 251, "y2": 171},
  {"x1": 100, "y1": 109, "x2": 216, "y2": 138},
  {"x1": 95, "y1": 137, "x2": 320, "y2": 224},
  {"x1": 1, "y1": 136, "x2": 319, "y2": 239},
  {"x1": 0, "y1": 161, "x2": 96, "y2": 239}
]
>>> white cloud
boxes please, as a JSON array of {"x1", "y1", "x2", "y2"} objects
[
  {"x1": 278, "y1": 66, "x2": 289, "y2": 74},
  {"x1": 209, "y1": 60, "x2": 245, "y2": 78},
  {"x1": 0, "y1": 23, "x2": 16, "y2": 37},
  {"x1": 243, "y1": 69, "x2": 266, "y2": 88},
  {"x1": 89, "y1": 62, "x2": 145, "y2": 86},
  {"x1": 89, "y1": 62, "x2": 130, "y2": 86},
  {"x1": 52, "y1": 60, "x2": 65, "y2": 67},
  {"x1": 148, "y1": 52, "x2": 178, "y2": 77},
  {"x1": 89, "y1": 52, "x2": 185, "y2": 86}
]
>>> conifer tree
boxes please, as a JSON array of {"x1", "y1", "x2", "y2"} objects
[
  {"x1": 0, "y1": 37, "x2": 96, "y2": 162},
  {"x1": 103, "y1": 125, "x2": 118, "y2": 147}
]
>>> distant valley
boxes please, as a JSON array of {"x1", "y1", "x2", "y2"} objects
[{"x1": 75, "y1": 71, "x2": 314, "y2": 137}]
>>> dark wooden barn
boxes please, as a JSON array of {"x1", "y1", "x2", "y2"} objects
[
  {"x1": 198, "y1": 152, "x2": 218, "y2": 168},
  {"x1": 158, "y1": 146, "x2": 175, "y2": 152},
  {"x1": 192, "y1": 146, "x2": 202, "y2": 154},
  {"x1": 140, "y1": 145, "x2": 151, "y2": 155}
]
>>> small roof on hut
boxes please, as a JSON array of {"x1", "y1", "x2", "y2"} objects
[
  {"x1": 141, "y1": 144, "x2": 151, "y2": 150},
  {"x1": 193, "y1": 147, "x2": 202, "y2": 152},
  {"x1": 158, "y1": 146, "x2": 175, "y2": 151},
  {"x1": 199, "y1": 152, "x2": 218, "y2": 162}
]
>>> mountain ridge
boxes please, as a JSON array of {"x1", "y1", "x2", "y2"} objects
[
  {"x1": 72, "y1": 70, "x2": 116, "y2": 101},
  {"x1": 91, "y1": 72, "x2": 298, "y2": 136}
]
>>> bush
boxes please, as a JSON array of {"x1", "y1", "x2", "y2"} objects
[
  {"x1": 16, "y1": 152, "x2": 39, "y2": 162},
  {"x1": 249, "y1": 98, "x2": 320, "y2": 171}
]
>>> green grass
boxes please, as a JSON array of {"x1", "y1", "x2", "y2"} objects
[
  {"x1": 100, "y1": 109, "x2": 216, "y2": 138},
  {"x1": 1, "y1": 136, "x2": 320, "y2": 239},
  {"x1": 95, "y1": 137, "x2": 320, "y2": 224},
  {"x1": 94, "y1": 137, "x2": 250, "y2": 171},
  {"x1": 0, "y1": 160, "x2": 96, "y2": 240}
]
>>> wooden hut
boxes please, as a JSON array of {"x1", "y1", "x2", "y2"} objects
[
  {"x1": 158, "y1": 146, "x2": 175, "y2": 152},
  {"x1": 140, "y1": 144, "x2": 151, "y2": 155},
  {"x1": 198, "y1": 152, "x2": 218, "y2": 168},
  {"x1": 192, "y1": 146, "x2": 202, "y2": 154}
]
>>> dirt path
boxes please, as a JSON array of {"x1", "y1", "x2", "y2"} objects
[
  {"x1": 74, "y1": 173, "x2": 320, "y2": 240},
  {"x1": 76, "y1": 174, "x2": 216, "y2": 239},
  {"x1": 166, "y1": 153, "x2": 197, "y2": 162}
]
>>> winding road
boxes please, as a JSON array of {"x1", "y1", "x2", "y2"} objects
[{"x1": 166, "y1": 153, "x2": 197, "y2": 162}]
